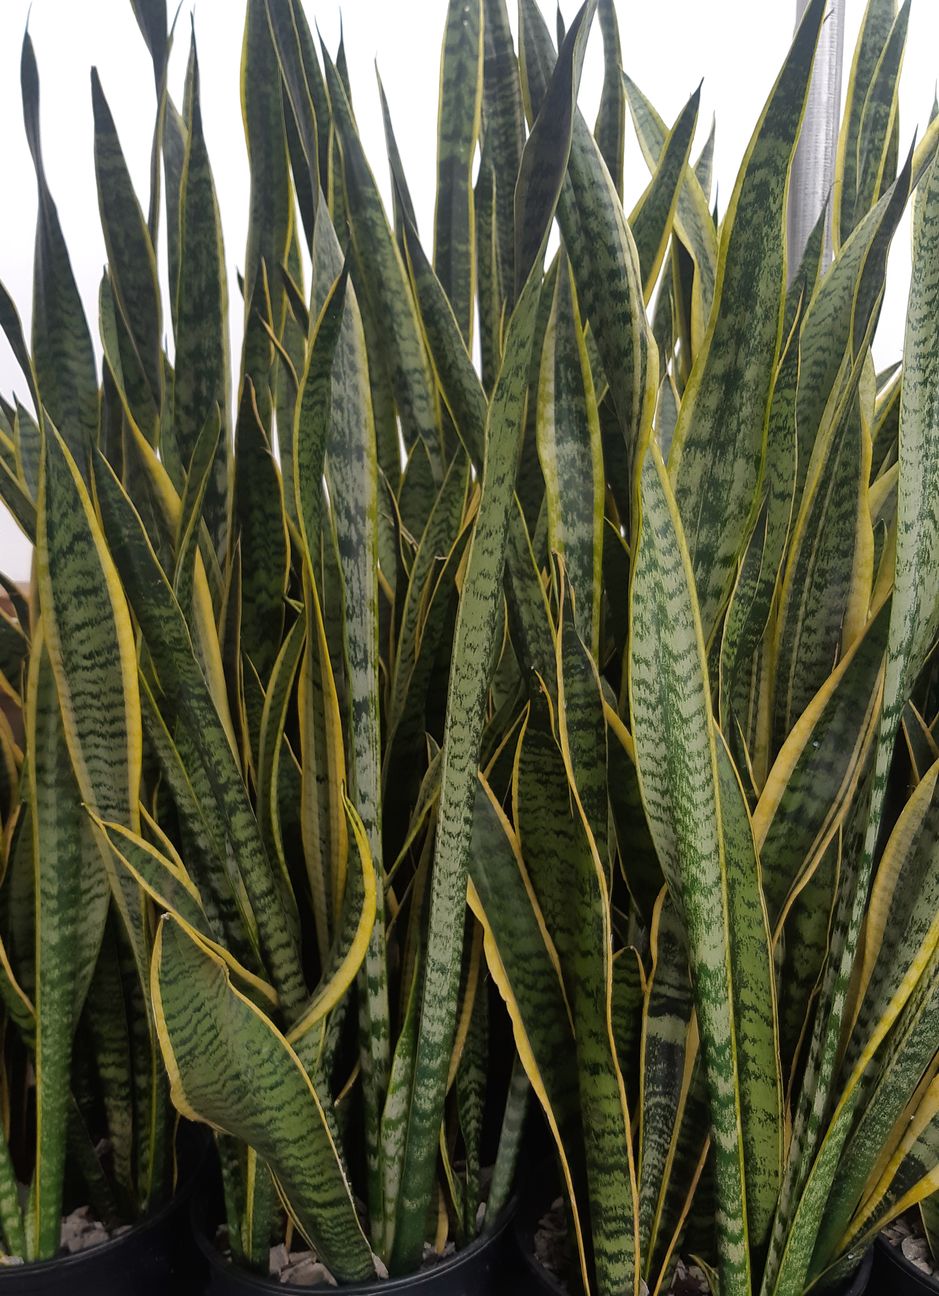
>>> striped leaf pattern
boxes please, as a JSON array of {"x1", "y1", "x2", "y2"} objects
[
  {"x1": 1, "y1": 3, "x2": 936, "y2": 1290},
  {"x1": 629, "y1": 443, "x2": 750, "y2": 1296},
  {"x1": 152, "y1": 916, "x2": 375, "y2": 1281},
  {"x1": 669, "y1": 0, "x2": 826, "y2": 643}
]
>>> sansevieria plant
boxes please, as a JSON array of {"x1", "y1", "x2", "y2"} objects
[
  {"x1": 1, "y1": 0, "x2": 938, "y2": 1291},
  {"x1": 462, "y1": 1, "x2": 939, "y2": 1294},
  {"x1": 0, "y1": 0, "x2": 600, "y2": 1282}
]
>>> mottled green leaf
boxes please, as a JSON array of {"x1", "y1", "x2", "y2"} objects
[
  {"x1": 434, "y1": 0, "x2": 483, "y2": 342},
  {"x1": 152, "y1": 915, "x2": 375, "y2": 1281},
  {"x1": 668, "y1": 0, "x2": 827, "y2": 643}
]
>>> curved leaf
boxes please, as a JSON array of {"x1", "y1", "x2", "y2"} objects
[{"x1": 152, "y1": 915, "x2": 376, "y2": 1281}]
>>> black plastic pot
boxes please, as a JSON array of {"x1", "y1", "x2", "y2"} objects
[
  {"x1": 512, "y1": 1173, "x2": 873, "y2": 1296},
  {"x1": 514, "y1": 1240, "x2": 872, "y2": 1296},
  {"x1": 872, "y1": 1235, "x2": 939, "y2": 1293},
  {"x1": 835, "y1": 1249, "x2": 874, "y2": 1296},
  {"x1": 193, "y1": 1197, "x2": 519, "y2": 1296},
  {"x1": 0, "y1": 1128, "x2": 208, "y2": 1294}
]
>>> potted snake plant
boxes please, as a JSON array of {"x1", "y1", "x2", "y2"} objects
[
  {"x1": 3, "y1": 0, "x2": 607, "y2": 1289},
  {"x1": 2, "y1": 0, "x2": 938, "y2": 1291},
  {"x1": 0, "y1": 27, "x2": 206, "y2": 1296},
  {"x1": 455, "y1": 0, "x2": 939, "y2": 1294}
]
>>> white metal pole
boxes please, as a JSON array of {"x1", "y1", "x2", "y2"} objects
[{"x1": 787, "y1": 0, "x2": 846, "y2": 283}]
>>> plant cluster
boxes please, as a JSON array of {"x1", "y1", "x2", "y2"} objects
[{"x1": 0, "y1": 0, "x2": 937, "y2": 1293}]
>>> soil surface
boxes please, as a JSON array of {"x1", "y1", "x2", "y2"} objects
[
  {"x1": 882, "y1": 1211, "x2": 938, "y2": 1280},
  {"x1": 0, "y1": 1206, "x2": 131, "y2": 1266},
  {"x1": 532, "y1": 1198, "x2": 709, "y2": 1294}
]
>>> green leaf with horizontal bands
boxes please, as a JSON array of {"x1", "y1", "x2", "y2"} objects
[
  {"x1": 94, "y1": 455, "x2": 306, "y2": 1015},
  {"x1": 774, "y1": 395, "x2": 871, "y2": 742},
  {"x1": 309, "y1": 209, "x2": 391, "y2": 1230},
  {"x1": 629, "y1": 88, "x2": 701, "y2": 303},
  {"x1": 520, "y1": 2, "x2": 656, "y2": 493},
  {"x1": 0, "y1": 279, "x2": 40, "y2": 422},
  {"x1": 152, "y1": 915, "x2": 376, "y2": 1281},
  {"x1": 465, "y1": 777, "x2": 588, "y2": 1284},
  {"x1": 753, "y1": 600, "x2": 888, "y2": 929},
  {"x1": 390, "y1": 267, "x2": 544, "y2": 1273},
  {"x1": 298, "y1": 566, "x2": 347, "y2": 960},
  {"x1": 322, "y1": 51, "x2": 442, "y2": 480},
  {"x1": 21, "y1": 35, "x2": 98, "y2": 474},
  {"x1": 623, "y1": 74, "x2": 717, "y2": 354},
  {"x1": 173, "y1": 40, "x2": 231, "y2": 553},
  {"x1": 594, "y1": 0, "x2": 625, "y2": 198},
  {"x1": 514, "y1": 0, "x2": 596, "y2": 297},
  {"x1": 536, "y1": 260, "x2": 603, "y2": 657},
  {"x1": 793, "y1": 157, "x2": 911, "y2": 520},
  {"x1": 835, "y1": 0, "x2": 901, "y2": 246},
  {"x1": 241, "y1": 0, "x2": 291, "y2": 318},
  {"x1": 28, "y1": 635, "x2": 110, "y2": 1258},
  {"x1": 294, "y1": 261, "x2": 347, "y2": 569},
  {"x1": 554, "y1": 610, "x2": 639, "y2": 1295},
  {"x1": 434, "y1": 0, "x2": 483, "y2": 343},
  {"x1": 91, "y1": 69, "x2": 163, "y2": 420},
  {"x1": 629, "y1": 443, "x2": 750, "y2": 1296},
  {"x1": 715, "y1": 729, "x2": 783, "y2": 1256},
  {"x1": 637, "y1": 893, "x2": 694, "y2": 1270},
  {"x1": 37, "y1": 426, "x2": 141, "y2": 834},
  {"x1": 668, "y1": 0, "x2": 827, "y2": 644},
  {"x1": 480, "y1": 0, "x2": 525, "y2": 307},
  {"x1": 853, "y1": 1, "x2": 909, "y2": 225},
  {"x1": 773, "y1": 156, "x2": 939, "y2": 1276},
  {"x1": 233, "y1": 382, "x2": 289, "y2": 681}
]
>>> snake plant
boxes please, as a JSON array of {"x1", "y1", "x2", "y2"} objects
[
  {"x1": 1, "y1": 0, "x2": 938, "y2": 1290},
  {"x1": 0, "y1": 0, "x2": 597, "y2": 1280},
  {"x1": 467, "y1": 1, "x2": 939, "y2": 1293}
]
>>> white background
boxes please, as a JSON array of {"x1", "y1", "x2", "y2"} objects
[{"x1": 1, "y1": 0, "x2": 937, "y2": 581}]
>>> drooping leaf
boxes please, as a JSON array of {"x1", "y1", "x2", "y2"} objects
[{"x1": 152, "y1": 915, "x2": 376, "y2": 1281}]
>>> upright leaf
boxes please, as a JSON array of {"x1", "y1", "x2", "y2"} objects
[
  {"x1": 21, "y1": 35, "x2": 98, "y2": 472},
  {"x1": 173, "y1": 40, "x2": 231, "y2": 552},
  {"x1": 594, "y1": 0, "x2": 625, "y2": 198},
  {"x1": 834, "y1": 0, "x2": 901, "y2": 245},
  {"x1": 480, "y1": 0, "x2": 525, "y2": 307},
  {"x1": 434, "y1": 0, "x2": 483, "y2": 342},
  {"x1": 322, "y1": 52, "x2": 442, "y2": 479},
  {"x1": 28, "y1": 636, "x2": 109, "y2": 1258},
  {"x1": 91, "y1": 69, "x2": 163, "y2": 431},
  {"x1": 536, "y1": 259, "x2": 603, "y2": 656},
  {"x1": 520, "y1": 1, "x2": 656, "y2": 493},
  {"x1": 629, "y1": 444, "x2": 750, "y2": 1296},
  {"x1": 668, "y1": 0, "x2": 826, "y2": 643}
]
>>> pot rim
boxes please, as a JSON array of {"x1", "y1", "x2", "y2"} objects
[
  {"x1": 515, "y1": 1246, "x2": 874, "y2": 1296},
  {"x1": 875, "y1": 1233, "x2": 939, "y2": 1290},
  {"x1": 0, "y1": 1123, "x2": 207, "y2": 1278},
  {"x1": 514, "y1": 1191, "x2": 874, "y2": 1296},
  {"x1": 0, "y1": 1178, "x2": 186, "y2": 1278},
  {"x1": 192, "y1": 1194, "x2": 517, "y2": 1294}
]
